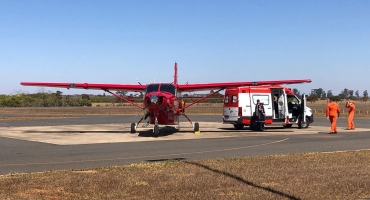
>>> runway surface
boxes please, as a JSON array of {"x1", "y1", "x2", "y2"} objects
[{"x1": 0, "y1": 115, "x2": 369, "y2": 175}]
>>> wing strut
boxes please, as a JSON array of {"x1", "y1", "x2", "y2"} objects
[{"x1": 104, "y1": 89, "x2": 144, "y2": 109}]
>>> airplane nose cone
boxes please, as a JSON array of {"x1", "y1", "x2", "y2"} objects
[{"x1": 150, "y1": 94, "x2": 158, "y2": 104}]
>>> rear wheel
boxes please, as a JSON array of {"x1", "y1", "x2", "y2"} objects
[
  {"x1": 130, "y1": 123, "x2": 136, "y2": 133},
  {"x1": 233, "y1": 124, "x2": 245, "y2": 130},
  {"x1": 194, "y1": 122, "x2": 200, "y2": 133}
]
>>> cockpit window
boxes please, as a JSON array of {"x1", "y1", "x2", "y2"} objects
[
  {"x1": 146, "y1": 83, "x2": 176, "y2": 94},
  {"x1": 146, "y1": 84, "x2": 159, "y2": 93},
  {"x1": 160, "y1": 84, "x2": 176, "y2": 94}
]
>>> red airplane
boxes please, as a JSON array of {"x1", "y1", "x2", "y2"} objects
[{"x1": 21, "y1": 63, "x2": 311, "y2": 137}]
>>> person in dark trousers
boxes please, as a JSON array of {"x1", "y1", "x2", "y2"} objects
[
  {"x1": 274, "y1": 94, "x2": 279, "y2": 118},
  {"x1": 254, "y1": 99, "x2": 265, "y2": 130}
]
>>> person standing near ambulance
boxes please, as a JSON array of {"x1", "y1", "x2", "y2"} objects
[
  {"x1": 345, "y1": 100, "x2": 355, "y2": 130},
  {"x1": 326, "y1": 98, "x2": 340, "y2": 134}
]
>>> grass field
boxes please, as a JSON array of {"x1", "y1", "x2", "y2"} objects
[{"x1": 1, "y1": 150, "x2": 369, "y2": 200}]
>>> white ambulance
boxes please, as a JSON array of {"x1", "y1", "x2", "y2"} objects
[{"x1": 223, "y1": 85, "x2": 314, "y2": 130}]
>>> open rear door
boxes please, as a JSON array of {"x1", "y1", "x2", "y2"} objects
[{"x1": 299, "y1": 93, "x2": 308, "y2": 128}]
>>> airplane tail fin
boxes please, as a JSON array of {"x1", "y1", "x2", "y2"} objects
[{"x1": 174, "y1": 62, "x2": 178, "y2": 85}]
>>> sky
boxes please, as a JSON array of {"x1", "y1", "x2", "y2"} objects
[{"x1": 1, "y1": 0, "x2": 369, "y2": 96}]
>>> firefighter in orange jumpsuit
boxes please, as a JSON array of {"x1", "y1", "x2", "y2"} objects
[
  {"x1": 326, "y1": 98, "x2": 340, "y2": 134},
  {"x1": 345, "y1": 100, "x2": 355, "y2": 130}
]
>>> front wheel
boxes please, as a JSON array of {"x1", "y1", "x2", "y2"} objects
[{"x1": 298, "y1": 117, "x2": 310, "y2": 128}]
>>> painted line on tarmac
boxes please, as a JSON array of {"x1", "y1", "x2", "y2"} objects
[{"x1": 0, "y1": 138, "x2": 289, "y2": 167}]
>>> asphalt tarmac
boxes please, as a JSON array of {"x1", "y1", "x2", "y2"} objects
[{"x1": 0, "y1": 115, "x2": 369, "y2": 175}]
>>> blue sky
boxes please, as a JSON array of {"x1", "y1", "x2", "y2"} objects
[{"x1": 1, "y1": 0, "x2": 369, "y2": 95}]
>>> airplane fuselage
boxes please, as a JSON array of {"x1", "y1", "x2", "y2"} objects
[{"x1": 143, "y1": 83, "x2": 183, "y2": 125}]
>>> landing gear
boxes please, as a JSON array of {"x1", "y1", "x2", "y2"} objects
[
  {"x1": 130, "y1": 123, "x2": 136, "y2": 133},
  {"x1": 194, "y1": 122, "x2": 199, "y2": 133},
  {"x1": 153, "y1": 125, "x2": 159, "y2": 137}
]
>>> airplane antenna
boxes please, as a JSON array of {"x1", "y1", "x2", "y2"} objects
[{"x1": 136, "y1": 79, "x2": 145, "y2": 89}]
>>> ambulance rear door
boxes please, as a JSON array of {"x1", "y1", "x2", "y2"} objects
[{"x1": 239, "y1": 89, "x2": 252, "y2": 117}]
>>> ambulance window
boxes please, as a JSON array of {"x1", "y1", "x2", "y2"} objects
[
  {"x1": 252, "y1": 95, "x2": 270, "y2": 105},
  {"x1": 287, "y1": 95, "x2": 299, "y2": 105}
]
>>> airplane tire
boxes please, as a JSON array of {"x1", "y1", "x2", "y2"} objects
[
  {"x1": 194, "y1": 122, "x2": 199, "y2": 132},
  {"x1": 233, "y1": 124, "x2": 245, "y2": 130},
  {"x1": 130, "y1": 123, "x2": 136, "y2": 133},
  {"x1": 153, "y1": 125, "x2": 159, "y2": 137}
]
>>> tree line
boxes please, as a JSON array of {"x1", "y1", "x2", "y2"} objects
[{"x1": 291, "y1": 88, "x2": 369, "y2": 103}]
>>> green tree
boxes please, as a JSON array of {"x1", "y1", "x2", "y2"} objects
[
  {"x1": 348, "y1": 90, "x2": 354, "y2": 99},
  {"x1": 340, "y1": 88, "x2": 349, "y2": 99},
  {"x1": 327, "y1": 90, "x2": 333, "y2": 98},
  {"x1": 307, "y1": 93, "x2": 318, "y2": 103},
  {"x1": 363, "y1": 90, "x2": 369, "y2": 102},
  {"x1": 355, "y1": 90, "x2": 360, "y2": 99}
]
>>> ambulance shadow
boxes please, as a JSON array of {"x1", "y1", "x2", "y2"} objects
[{"x1": 217, "y1": 127, "x2": 294, "y2": 133}]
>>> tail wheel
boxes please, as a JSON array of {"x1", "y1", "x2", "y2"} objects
[
  {"x1": 130, "y1": 123, "x2": 136, "y2": 133},
  {"x1": 194, "y1": 122, "x2": 199, "y2": 133},
  {"x1": 153, "y1": 125, "x2": 159, "y2": 137}
]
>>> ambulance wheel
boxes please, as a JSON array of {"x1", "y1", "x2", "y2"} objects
[
  {"x1": 130, "y1": 123, "x2": 136, "y2": 133},
  {"x1": 233, "y1": 124, "x2": 245, "y2": 130},
  {"x1": 194, "y1": 122, "x2": 199, "y2": 132},
  {"x1": 153, "y1": 125, "x2": 159, "y2": 137},
  {"x1": 283, "y1": 124, "x2": 293, "y2": 128},
  {"x1": 298, "y1": 117, "x2": 310, "y2": 128},
  {"x1": 249, "y1": 122, "x2": 255, "y2": 130}
]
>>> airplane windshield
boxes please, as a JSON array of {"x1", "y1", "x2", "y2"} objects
[
  {"x1": 160, "y1": 84, "x2": 176, "y2": 94},
  {"x1": 146, "y1": 84, "x2": 176, "y2": 95}
]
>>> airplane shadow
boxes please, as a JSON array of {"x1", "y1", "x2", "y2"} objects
[
  {"x1": 185, "y1": 161, "x2": 301, "y2": 200},
  {"x1": 22, "y1": 126, "x2": 178, "y2": 138},
  {"x1": 137, "y1": 126, "x2": 177, "y2": 137}
]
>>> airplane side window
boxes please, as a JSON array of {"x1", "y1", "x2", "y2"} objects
[{"x1": 146, "y1": 84, "x2": 159, "y2": 93}]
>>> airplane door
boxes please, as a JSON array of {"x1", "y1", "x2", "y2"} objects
[{"x1": 282, "y1": 89, "x2": 289, "y2": 120}]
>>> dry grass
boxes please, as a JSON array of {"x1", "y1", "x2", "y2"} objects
[
  {"x1": 1, "y1": 150, "x2": 369, "y2": 200},
  {"x1": 1, "y1": 101, "x2": 370, "y2": 120}
]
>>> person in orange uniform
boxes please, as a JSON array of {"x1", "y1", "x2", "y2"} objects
[
  {"x1": 326, "y1": 98, "x2": 340, "y2": 134},
  {"x1": 345, "y1": 100, "x2": 355, "y2": 130}
]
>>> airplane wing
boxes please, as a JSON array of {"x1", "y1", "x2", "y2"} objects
[
  {"x1": 177, "y1": 79, "x2": 312, "y2": 92},
  {"x1": 20, "y1": 82, "x2": 146, "y2": 92}
]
